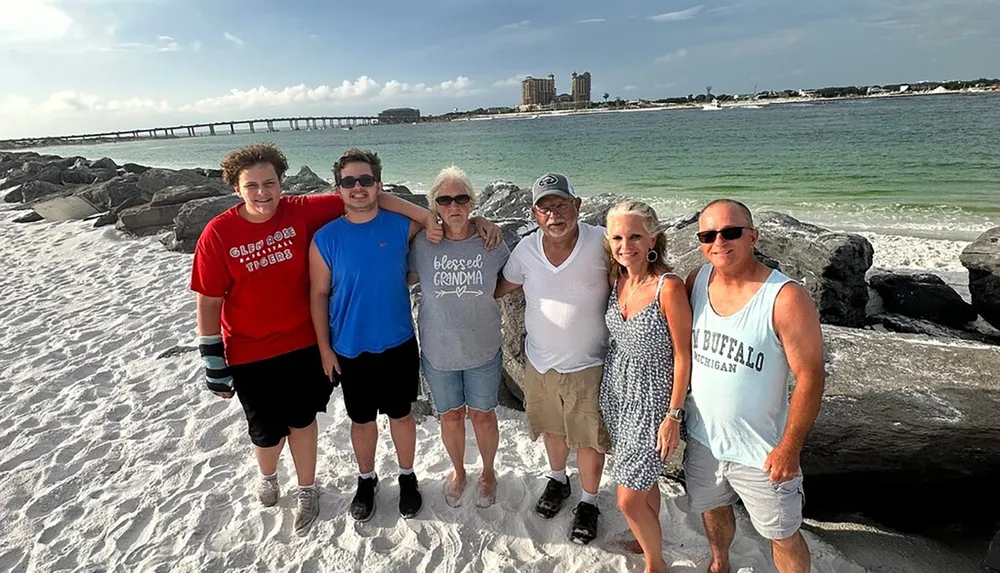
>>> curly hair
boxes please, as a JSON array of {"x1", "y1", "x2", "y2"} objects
[
  {"x1": 221, "y1": 143, "x2": 289, "y2": 187},
  {"x1": 333, "y1": 148, "x2": 382, "y2": 184}
]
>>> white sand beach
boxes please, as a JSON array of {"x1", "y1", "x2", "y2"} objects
[{"x1": 0, "y1": 206, "x2": 984, "y2": 572}]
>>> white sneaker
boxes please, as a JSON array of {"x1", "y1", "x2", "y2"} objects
[
  {"x1": 257, "y1": 474, "x2": 280, "y2": 507},
  {"x1": 294, "y1": 487, "x2": 320, "y2": 536}
]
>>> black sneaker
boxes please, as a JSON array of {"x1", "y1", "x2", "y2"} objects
[
  {"x1": 349, "y1": 475, "x2": 379, "y2": 522},
  {"x1": 398, "y1": 473, "x2": 423, "y2": 519},
  {"x1": 570, "y1": 501, "x2": 600, "y2": 545},
  {"x1": 534, "y1": 477, "x2": 571, "y2": 519}
]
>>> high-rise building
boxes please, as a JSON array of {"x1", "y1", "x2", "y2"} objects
[
  {"x1": 571, "y1": 72, "x2": 592, "y2": 108},
  {"x1": 521, "y1": 74, "x2": 556, "y2": 107}
]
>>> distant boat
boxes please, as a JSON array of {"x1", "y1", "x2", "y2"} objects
[
  {"x1": 341, "y1": 126, "x2": 352, "y2": 131},
  {"x1": 702, "y1": 99, "x2": 723, "y2": 111}
]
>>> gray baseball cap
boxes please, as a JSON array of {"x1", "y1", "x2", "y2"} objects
[{"x1": 531, "y1": 172, "x2": 578, "y2": 205}]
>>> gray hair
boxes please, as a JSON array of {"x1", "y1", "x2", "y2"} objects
[{"x1": 428, "y1": 166, "x2": 477, "y2": 211}]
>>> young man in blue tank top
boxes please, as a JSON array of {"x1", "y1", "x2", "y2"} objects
[
  {"x1": 308, "y1": 149, "x2": 502, "y2": 523},
  {"x1": 680, "y1": 199, "x2": 825, "y2": 573}
]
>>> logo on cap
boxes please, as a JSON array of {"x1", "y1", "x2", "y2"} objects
[{"x1": 538, "y1": 174, "x2": 560, "y2": 187}]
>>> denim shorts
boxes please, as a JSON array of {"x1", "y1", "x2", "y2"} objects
[{"x1": 421, "y1": 348, "x2": 503, "y2": 414}]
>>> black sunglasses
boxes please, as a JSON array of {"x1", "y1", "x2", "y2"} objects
[
  {"x1": 435, "y1": 194, "x2": 472, "y2": 206},
  {"x1": 339, "y1": 175, "x2": 378, "y2": 189},
  {"x1": 697, "y1": 226, "x2": 748, "y2": 244}
]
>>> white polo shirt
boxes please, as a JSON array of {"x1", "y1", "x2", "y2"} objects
[{"x1": 503, "y1": 223, "x2": 610, "y2": 373}]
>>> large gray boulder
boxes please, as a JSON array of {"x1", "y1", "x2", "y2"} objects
[
  {"x1": 163, "y1": 195, "x2": 241, "y2": 253},
  {"x1": 283, "y1": 166, "x2": 328, "y2": 195},
  {"x1": 660, "y1": 211, "x2": 874, "y2": 327},
  {"x1": 90, "y1": 157, "x2": 118, "y2": 170},
  {"x1": 60, "y1": 167, "x2": 117, "y2": 185},
  {"x1": 137, "y1": 168, "x2": 214, "y2": 195},
  {"x1": 20, "y1": 180, "x2": 67, "y2": 203},
  {"x1": 866, "y1": 313, "x2": 1000, "y2": 345},
  {"x1": 74, "y1": 173, "x2": 149, "y2": 211},
  {"x1": 868, "y1": 272, "x2": 977, "y2": 327},
  {"x1": 960, "y1": 227, "x2": 1000, "y2": 330},
  {"x1": 477, "y1": 180, "x2": 532, "y2": 220},
  {"x1": 116, "y1": 203, "x2": 185, "y2": 236},
  {"x1": 806, "y1": 326, "x2": 1000, "y2": 481},
  {"x1": 1, "y1": 165, "x2": 63, "y2": 193},
  {"x1": 150, "y1": 184, "x2": 228, "y2": 207}
]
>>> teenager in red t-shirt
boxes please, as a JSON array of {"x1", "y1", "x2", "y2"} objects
[{"x1": 189, "y1": 143, "x2": 441, "y2": 537}]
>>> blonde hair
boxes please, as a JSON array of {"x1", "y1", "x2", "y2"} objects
[
  {"x1": 604, "y1": 200, "x2": 672, "y2": 281},
  {"x1": 428, "y1": 166, "x2": 476, "y2": 211}
]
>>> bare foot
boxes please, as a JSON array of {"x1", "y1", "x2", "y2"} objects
[
  {"x1": 707, "y1": 561, "x2": 729, "y2": 573},
  {"x1": 611, "y1": 539, "x2": 643, "y2": 554},
  {"x1": 475, "y1": 470, "x2": 497, "y2": 508},
  {"x1": 444, "y1": 471, "x2": 467, "y2": 507}
]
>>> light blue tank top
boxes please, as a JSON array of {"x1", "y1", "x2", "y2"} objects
[
  {"x1": 685, "y1": 264, "x2": 795, "y2": 469},
  {"x1": 313, "y1": 209, "x2": 414, "y2": 358}
]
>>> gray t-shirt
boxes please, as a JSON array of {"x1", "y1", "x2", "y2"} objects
[{"x1": 408, "y1": 230, "x2": 511, "y2": 371}]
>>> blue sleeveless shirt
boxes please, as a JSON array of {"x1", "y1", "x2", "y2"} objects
[
  {"x1": 685, "y1": 264, "x2": 795, "y2": 468},
  {"x1": 313, "y1": 209, "x2": 414, "y2": 358}
]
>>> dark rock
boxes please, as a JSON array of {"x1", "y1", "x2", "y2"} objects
[
  {"x1": 986, "y1": 530, "x2": 1000, "y2": 570},
  {"x1": 476, "y1": 180, "x2": 532, "y2": 220},
  {"x1": 806, "y1": 326, "x2": 1000, "y2": 482},
  {"x1": 499, "y1": 290, "x2": 527, "y2": 403},
  {"x1": 93, "y1": 194, "x2": 150, "y2": 228},
  {"x1": 20, "y1": 180, "x2": 67, "y2": 203},
  {"x1": 867, "y1": 313, "x2": 1000, "y2": 344},
  {"x1": 577, "y1": 192, "x2": 623, "y2": 228},
  {"x1": 75, "y1": 173, "x2": 147, "y2": 211},
  {"x1": 116, "y1": 203, "x2": 185, "y2": 235},
  {"x1": 93, "y1": 211, "x2": 119, "y2": 228},
  {"x1": 284, "y1": 166, "x2": 329, "y2": 195},
  {"x1": 393, "y1": 193, "x2": 428, "y2": 209},
  {"x1": 960, "y1": 227, "x2": 1000, "y2": 330},
  {"x1": 58, "y1": 156, "x2": 88, "y2": 170},
  {"x1": 13, "y1": 211, "x2": 44, "y2": 223},
  {"x1": 383, "y1": 183, "x2": 412, "y2": 195},
  {"x1": 3, "y1": 185, "x2": 24, "y2": 203},
  {"x1": 150, "y1": 185, "x2": 228, "y2": 207},
  {"x1": 137, "y1": 168, "x2": 213, "y2": 195},
  {"x1": 868, "y1": 272, "x2": 977, "y2": 327},
  {"x1": 90, "y1": 157, "x2": 118, "y2": 170},
  {"x1": 61, "y1": 167, "x2": 117, "y2": 185},
  {"x1": 193, "y1": 168, "x2": 223, "y2": 179},
  {"x1": 163, "y1": 195, "x2": 242, "y2": 253},
  {"x1": 659, "y1": 211, "x2": 874, "y2": 327},
  {"x1": 122, "y1": 163, "x2": 151, "y2": 175}
]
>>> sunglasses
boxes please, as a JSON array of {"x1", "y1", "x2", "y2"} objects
[
  {"x1": 697, "y1": 226, "x2": 748, "y2": 244},
  {"x1": 338, "y1": 175, "x2": 378, "y2": 189},
  {"x1": 435, "y1": 194, "x2": 472, "y2": 206}
]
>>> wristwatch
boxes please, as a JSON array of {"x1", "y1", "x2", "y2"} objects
[{"x1": 667, "y1": 408, "x2": 684, "y2": 421}]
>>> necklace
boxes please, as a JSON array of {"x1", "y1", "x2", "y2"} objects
[{"x1": 621, "y1": 275, "x2": 652, "y2": 313}]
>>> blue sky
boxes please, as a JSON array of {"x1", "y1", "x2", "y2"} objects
[{"x1": 1, "y1": 0, "x2": 997, "y2": 138}]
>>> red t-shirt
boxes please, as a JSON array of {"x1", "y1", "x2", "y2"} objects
[{"x1": 190, "y1": 194, "x2": 346, "y2": 365}]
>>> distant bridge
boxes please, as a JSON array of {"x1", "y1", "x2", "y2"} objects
[{"x1": 0, "y1": 115, "x2": 398, "y2": 149}]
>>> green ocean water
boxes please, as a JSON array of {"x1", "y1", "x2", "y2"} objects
[{"x1": 22, "y1": 93, "x2": 1000, "y2": 239}]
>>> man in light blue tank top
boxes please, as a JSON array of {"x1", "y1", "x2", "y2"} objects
[{"x1": 679, "y1": 200, "x2": 825, "y2": 573}]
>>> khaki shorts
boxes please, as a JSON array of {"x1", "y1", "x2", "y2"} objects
[{"x1": 523, "y1": 362, "x2": 611, "y2": 453}]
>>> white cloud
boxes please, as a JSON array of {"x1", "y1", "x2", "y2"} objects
[
  {"x1": 648, "y1": 6, "x2": 703, "y2": 22},
  {"x1": 497, "y1": 20, "x2": 531, "y2": 32},
  {"x1": 159, "y1": 42, "x2": 181, "y2": 52},
  {"x1": 223, "y1": 31, "x2": 244, "y2": 46},
  {"x1": 623, "y1": 85, "x2": 638, "y2": 91},
  {"x1": 655, "y1": 48, "x2": 688, "y2": 63},
  {"x1": 492, "y1": 74, "x2": 527, "y2": 88},
  {"x1": 578, "y1": 18, "x2": 606, "y2": 24},
  {"x1": 190, "y1": 41, "x2": 202, "y2": 51},
  {"x1": 157, "y1": 35, "x2": 174, "y2": 41},
  {"x1": 0, "y1": 0, "x2": 74, "y2": 42},
  {"x1": 99, "y1": 42, "x2": 158, "y2": 52},
  {"x1": 4, "y1": 91, "x2": 171, "y2": 118},
  {"x1": 179, "y1": 76, "x2": 484, "y2": 114}
]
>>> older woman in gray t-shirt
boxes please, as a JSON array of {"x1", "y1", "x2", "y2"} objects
[{"x1": 407, "y1": 166, "x2": 510, "y2": 509}]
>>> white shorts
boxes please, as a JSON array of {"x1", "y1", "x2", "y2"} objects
[{"x1": 683, "y1": 438, "x2": 805, "y2": 540}]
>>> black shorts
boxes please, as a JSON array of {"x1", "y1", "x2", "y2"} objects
[
  {"x1": 336, "y1": 336, "x2": 419, "y2": 424},
  {"x1": 229, "y1": 345, "x2": 334, "y2": 448}
]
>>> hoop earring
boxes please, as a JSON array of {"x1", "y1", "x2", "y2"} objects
[{"x1": 647, "y1": 249, "x2": 658, "y2": 263}]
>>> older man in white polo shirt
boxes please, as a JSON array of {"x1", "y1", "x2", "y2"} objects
[{"x1": 497, "y1": 172, "x2": 611, "y2": 545}]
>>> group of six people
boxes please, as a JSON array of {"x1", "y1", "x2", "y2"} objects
[{"x1": 190, "y1": 142, "x2": 825, "y2": 573}]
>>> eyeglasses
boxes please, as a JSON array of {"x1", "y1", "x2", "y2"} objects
[
  {"x1": 435, "y1": 194, "x2": 472, "y2": 206},
  {"x1": 697, "y1": 226, "x2": 748, "y2": 244},
  {"x1": 534, "y1": 202, "x2": 575, "y2": 217},
  {"x1": 338, "y1": 175, "x2": 378, "y2": 189}
]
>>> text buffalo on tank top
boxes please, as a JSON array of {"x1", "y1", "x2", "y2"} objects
[{"x1": 684, "y1": 263, "x2": 795, "y2": 469}]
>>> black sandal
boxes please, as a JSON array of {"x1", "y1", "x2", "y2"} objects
[
  {"x1": 570, "y1": 501, "x2": 600, "y2": 545},
  {"x1": 534, "y1": 477, "x2": 571, "y2": 518}
]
